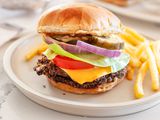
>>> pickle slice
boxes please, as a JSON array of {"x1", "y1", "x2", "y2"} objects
[{"x1": 92, "y1": 35, "x2": 124, "y2": 50}]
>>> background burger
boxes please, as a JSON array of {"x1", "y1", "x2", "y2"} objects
[{"x1": 34, "y1": 3, "x2": 130, "y2": 94}]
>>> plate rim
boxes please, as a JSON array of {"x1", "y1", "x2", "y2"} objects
[
  {"x1": 93, "y1": 0, "x2": 160, "y2": 24},
  {"x1": 3, "y1": 33, "x2": 160, "y2": 108}
]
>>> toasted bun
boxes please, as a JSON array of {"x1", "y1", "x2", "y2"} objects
[
  {"x1": 48, "y1": 76, "x2": 125, "y2": 94},
  {"x1": 38, "y1": 3, "x2": 123, "y2": 36}
]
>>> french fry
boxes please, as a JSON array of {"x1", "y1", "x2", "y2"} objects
[
  {"x1": 37, "y1": 44, "x2": 48, "y2": 54},
  {"x1": 124, "y1": 48, "x2": 141, "y2": 68},
  {"x1": 123, "y1": 38, "x2": 143, "y2": 67},
  {"x1": 139, "y1": 53, "x2": 147, "y2": 63},
  {"x1": 125, "y1": 42, "x2": 136, "y2": 51},
  {"x1": 120, "y1": 33, "x2": 142, "y2": 46},
  {"x1": 134, "y1": 61, "x2": 148, "y2": 99},
  {"x1": 25, "y1": 48, "x2": 38, "y2": 61},
  {"x1": 129, "y1": 56, "x2": 141, "y2": 68},
  {"x1": 125, "y1": 27, "x2": 145, "y2": 42},
  {"x1": 150, "y1": 41, "x2": 160, "y2": 74},
  {"x1": 135, "y1": 43, "x2": 147, "y2": 62},
  {"x1": 124, "y1": 46, "x2": 135, "y2": 55},
  {"x1": 25, "y1": 42, "x2": 48, "y2": 61},
  {"x1": 126, "y1": 66, "x2": 135, "y2": 80},
  {"x1": 135, "y1": 43, "x2": 145, "y2": 57},
  {"x1": 145, "y1": 42, "x2": 159, "y2": 91}
]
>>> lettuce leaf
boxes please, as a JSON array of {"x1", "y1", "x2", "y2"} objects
[
  {"x1": 43, "y1": 49, "x2": 56, "y2": 60},
  {"x1": 44, "y1": 43, "x2": 130, "y2": 73}
]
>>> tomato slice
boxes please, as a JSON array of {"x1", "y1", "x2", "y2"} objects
[{"x1": 53, "y1": 55, "x2": 94, "y2": 69}]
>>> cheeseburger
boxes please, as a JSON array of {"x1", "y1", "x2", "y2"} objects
[{"x1": 34, "y1": 3, "x2": 130, "y2": 94}]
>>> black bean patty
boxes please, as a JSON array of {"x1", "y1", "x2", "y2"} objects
[{"x1": 34, "y1": 56, "x2": 127, "y2": 89}]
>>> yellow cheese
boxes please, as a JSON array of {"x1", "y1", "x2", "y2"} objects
[{"x1": 62, "y1": 67, "x2": 111, "y2": 84}]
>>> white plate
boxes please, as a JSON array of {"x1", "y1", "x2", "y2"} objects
[
  {"x1": 3, "y1": 33, "x2": 160, "y2": 117},
  {"x1": 93, "y1": 0, "x2": 160, "y2": 24}
]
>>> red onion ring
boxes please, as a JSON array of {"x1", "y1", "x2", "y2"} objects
[
  {"x1": 45, "y1": 37, "x2": 90, "y2": 53},
  {"x1": 76, "y1": 41, "x2": 121, "y2": 57}
]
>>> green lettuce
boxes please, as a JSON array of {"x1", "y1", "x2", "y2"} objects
[
  {"x1": 43, "y1": 49, "x2": 56, "y2": 60},
  {"x1": 44, "y1": 43, "x2": 130, "y2": 73}
]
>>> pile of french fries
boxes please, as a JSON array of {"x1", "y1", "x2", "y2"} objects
[
  {"x1": 25, "y1": 27, "x2": 160, "y2": 99},
  {"x1": 120, "y1": 27, "x2": 160, "y2": 99}
]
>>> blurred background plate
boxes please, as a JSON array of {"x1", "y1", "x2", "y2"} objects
[
  {"x1": 3, "y1": 33, "x2": 160, "y2": 117},
  {"x1": 93, "y1": 0, "x2": 160, "y2": 24}
]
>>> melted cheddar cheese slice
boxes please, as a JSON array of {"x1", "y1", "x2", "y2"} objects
[{"x1": 62, "y1": 67, "x2": 111, "y2": 84}]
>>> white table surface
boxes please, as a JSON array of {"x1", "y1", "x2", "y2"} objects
[{"x1": 1, "y1": 2, "x2": 160, "y2": 120}]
